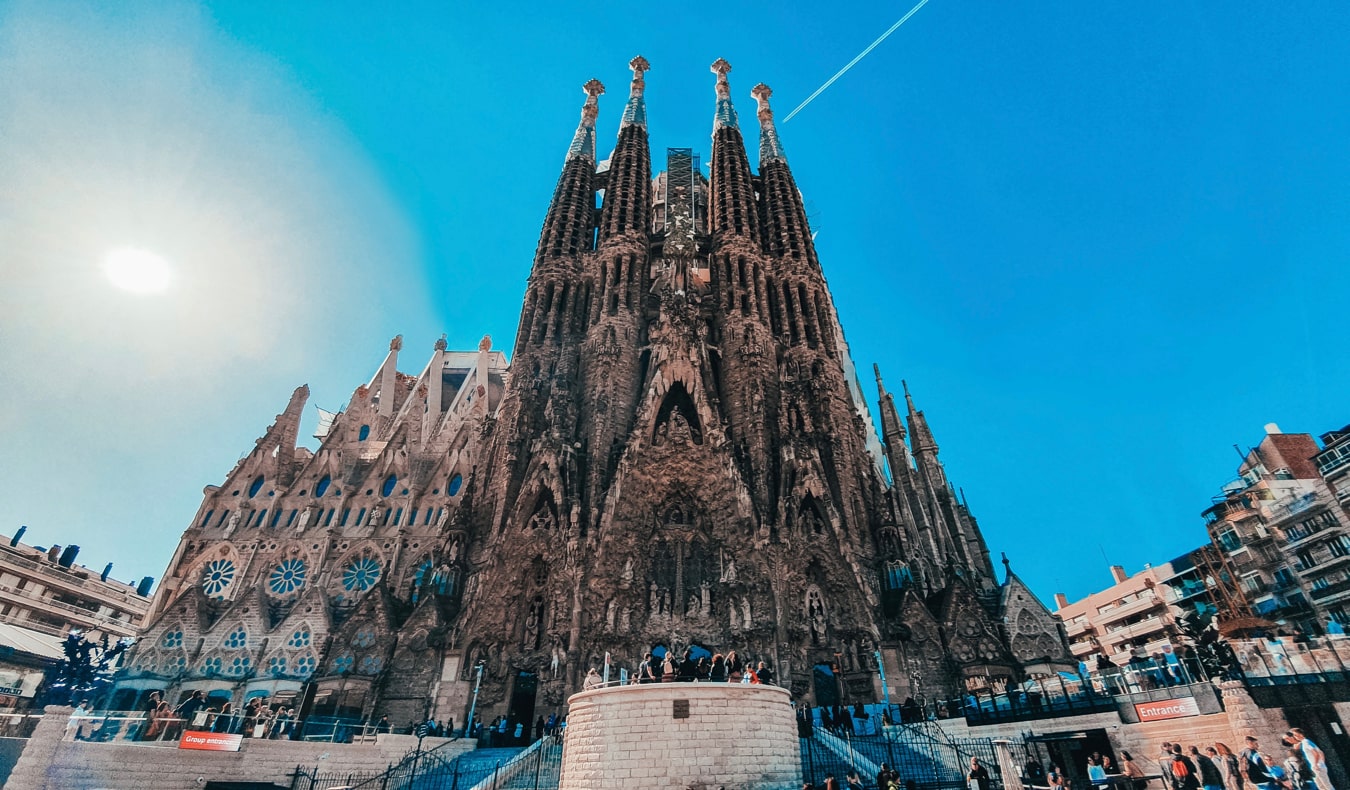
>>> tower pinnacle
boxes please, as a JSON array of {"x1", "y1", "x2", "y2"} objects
[
  {"x1": 751, "y1": 83, "x2": 787, "y2": 164},
  {"x1": 621, "y1": 56, "x2": 649, "y2": 128},
  {"x1": 566, "y1": 79, "x2": 605, "y2": 162},
  {"x1": 711, "y1": 58, "x2": 738, "y2": 129}
]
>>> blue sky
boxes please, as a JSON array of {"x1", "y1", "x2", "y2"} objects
[{"x1": 1, "y1": 1, "x2": 1347, "y2": 606}]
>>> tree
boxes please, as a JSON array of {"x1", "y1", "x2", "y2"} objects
[{"x1": 38, "y1": 631, "x2": 132, "y2": 707}]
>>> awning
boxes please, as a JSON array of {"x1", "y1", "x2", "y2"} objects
[{"x1": 0, "y1": 621, "x2": 67, "y2": 662}]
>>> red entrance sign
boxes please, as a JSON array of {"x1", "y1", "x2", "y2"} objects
[
  {"x1": 1134, "y1": 697, "x2": 1200, "y2": 722},
  {"x1": 179, "y1": 731, "x2": 244, "y2": 752}
]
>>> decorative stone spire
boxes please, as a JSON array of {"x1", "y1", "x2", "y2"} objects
[
  {"x1": 566, "y1": 79, "x2": 606, "y2": 162},
  {"x1": 750, "y1": 83, "x2": 786, "y2": 165},
  {"x1": 903, "y1": 380, "x2": 939, "y2": 456},
  {"x1": 711, "y1": 58, "x2": 738, "y2": 129},
  {"x1": 621, "y1": 56, "x2": 649, "y2": 129}
]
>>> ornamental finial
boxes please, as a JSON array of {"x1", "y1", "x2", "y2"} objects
[
  {"x1": 711, "y1": 58, "x2": 732, "y2": 99},
  {"x1": 582, "y1": 79, "x2": 605, "y2": 124},
  {"x1": 751, "y1": 83, "x2": 773, "y2": 123},
  {"x1": 629, "y1": 56, "x2": 650, "y2": 97},
  {"x1": 567, "y1": 80, "x2": 604, "y2": 161}
]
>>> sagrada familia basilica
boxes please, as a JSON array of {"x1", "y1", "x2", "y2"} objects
[{"x1": 116, "y1": 58, "x2": 1075, "y2": 730}]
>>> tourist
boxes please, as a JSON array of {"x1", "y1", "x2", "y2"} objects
[
  {"x1": 1120, "y1": 751, "x2": 1147, "y2": 790},
  {"x1": 534, "y1": 715, "x2": 545, "y2": 742},
  {"x1": 969, "y1": 757, "x2": 992, "y2": 790},
  {"x1": 1284, "y1": 747, "x2": 1314, "y2": 790},
  {"x1": 1088, "y1": 757, "x2": 1109, "y2": 788},
  {"x1": 1169, "y1": 745, "x2": 1201, "y2": 790},
  {"x1": 678, "y1": 649, "x2": 698, "y2": 682},
  {"x1": 1025, "y1": 757, "x2": 1047, "y2": 785},
  {"x1": 1289, "y1": 729, "x2": 1334, "y2": 790},
  {"x1": 823, "y1": 773, "x2": 840, "y2": 790},
  {"x1": 710, "y1": 653, "x2": 728, "y2": 682},
  {"x1": 757, "y1": 661, "x2": 775, "y2": 685},
  {"x1": 1240, "y1": 737, "x2": 1278, "y2": 790},
  {"x1": 663, "y1": 652, "x2": 678, "y2": 682},
  {"x1": 1211, "y1": 744, "x2": 1241, "y2": 790},
  {"x1": 66, "y1": 701, "x2": 91, "y2": 741},
  {"x1": 844, "y1": 769, "x2": 864, "y2": 790},
  {"x1": 727, "y1": 650, "x2": 744, "y2": 683},
  {"x1": 584, "y1": 667, "x2": 603, "y2": 689},
  {"x1": 212, "y1": 702, "x2": 234, "y2": 733},
  {"x1": 637, "y1": 652, "x2": 658, "y2": 683},
  {"x1": 1193, "y1": 746, "x2": 1224, "y2": 790},
  {"x1": 1047, "y1": 765, "x2": 1067, "y2": 790},
  {"x1": 876, "y1": 764, "x2": 896, "y2": 790},
  {"x1": 176, "y1": 690, "x2": 207, "y2": 730}
]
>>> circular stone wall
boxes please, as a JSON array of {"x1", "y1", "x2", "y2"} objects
[{"x1": 559, "y1": 682, "x2": 801, "y2": 790}]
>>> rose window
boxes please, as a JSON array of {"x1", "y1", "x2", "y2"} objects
[
  {"x1": 269, "y1": 558, "x2": 308, "y2": 595},
  {"x1": 343, "y1": 556, "x2": 382, "y2": 592},
  {"x1": 287, "y1": 629, "x2": 311, "y2": 648},
  {"x1": 295, "y1": 655, "x2": 317, "y2": 675},
  {"x1": 161, "y1": 630, "x2": 183, "y2": 648},
  {"x1": 333, "y1": 653, "x2": 355, "y2": 673},
  {"x1": 227, "y1": 656, "x2": 251, "y2": 676},
  {"x1": 201, "y1": 559, "x2": 236, "y2": 597},
  {"x1": 224, "y1": 627, "x2": 247, "y2": 648},
  {"x1": 203, "y1": 656, "x2": 223, "y2": 675},
  {"x1": 360, "y1": 655, "x2": 384, "y2": 674},
  {"x1": 268, "y1": 656, "x2": 287, "y2": 677}
]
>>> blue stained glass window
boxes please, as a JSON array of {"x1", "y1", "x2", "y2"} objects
[
  {"x1": 360, "y1": 655, "x2": 384, "y2": 674},
  {"x1": 269, "y1": 558, "x2": 308, "y2": 595},
  {"x1": 358, "y1": 424, "x2": 370, "y2": 441},
  {"x1": 333, "y1": 654, "x2": 355, "y2": 673},
  {"x1": 287, "y1": 629, "x2": 311, "y2": 648},
  {"x1": 343, "y1": 557, "x2": 382, "y2": 592},
  {"x1": 381, "y1": 475, "x2": 397, "y2": 497},
  {"x1": 353, "y1": 629, "x2": 377, "y2": 648},
  {"x1": 201, "y1": 559, "x2": 236, "y2": 597},
  {"x1": 248, "y1": 475, "x2": 265, "y2": 498},
  {"x1": 315, "y1": 475, "x2": 331, "y2": 497},
  {"x1": 448, "y1": 474, "x2": 463, "y2": 496},
  {"x1": 228, "y1": 656, "x2": 251, "y2": 676},
  {"x1": 268, "y1": 656, "x2": 287, "y2": 677},
  {"x1": 224, "y1": 627, "x2": 248, "y2": 648},
  {"x1": 162, "y1": 630, "x2": 183, "y2": 648},
  {"x1": 296, "y1": 655, "x2": 316, "y2": 675},
  {"x1": 203, "y1": 656, "x2": 223, "y2": 675}
]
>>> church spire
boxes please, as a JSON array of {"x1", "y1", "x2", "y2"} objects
[
  {"x1": 620, "y1": 56, "x2": 649, "y2": 129},
  {"x1": 566, "y1": 79, "x2": 605, "y2": 162},
  {"x1": 711, "y1": 58, "x2": 738, "y2": 129},
  {"x1": 708, "y1": 59, "x2": 761, "y2": 246},
  {"x1": 750, "y1": 83, "x2": 786, "y2": 165},
  {"x1": 598, "y1": 57, "x2": 652, "y2": 244},
  {"x1": 902, "y1": 380, "x2": 938, "y2": 456}
]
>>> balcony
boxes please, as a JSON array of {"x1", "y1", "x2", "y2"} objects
[
  {"x1": 1095, "y1": 595, "x2": 1166, "y2": 626},
  {"x1": 1169, "y1": 579, "x2": 1209, "y2": 601},
  {"x1": 1310, "y1": 577, "x2": 1350, "y2": 601}
]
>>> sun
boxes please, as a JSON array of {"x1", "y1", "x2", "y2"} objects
[{"x1": 101, "y1": 248, "x2": 172, "y2": 294}]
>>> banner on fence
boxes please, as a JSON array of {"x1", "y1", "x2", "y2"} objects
[
  {"x1": 1134, "y1": 697, "x2": 1200, "y2": 722},
  {"x1": 179, "y1": 731, "x2": 244, "y2": 751}
]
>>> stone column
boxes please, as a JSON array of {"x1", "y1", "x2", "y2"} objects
[
  {"x1": 6, "y1": 705, "x2": 73, "y2": 790},
  {"x1": 1220, "y1": 679, "x2": 1288, "y2": 748},
  {"x1": 994, "y1": 738, "x2": 1024, "y2": 790}
]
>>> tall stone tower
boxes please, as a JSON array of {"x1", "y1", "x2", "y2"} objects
[{"x1": 118, "y1": 58, "x2": 1073, "y2": 729}]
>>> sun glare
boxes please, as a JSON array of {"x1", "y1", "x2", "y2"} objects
[{"x1": 101, "y1": 248, "x2": 172, "y2": 294}]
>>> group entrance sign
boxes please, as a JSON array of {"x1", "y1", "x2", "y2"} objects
[
  {"x1": 179, "y1": 730, "x2": 244, "y2": 752},
  {"x1": 1134, "y1": 696, "x2": 1200, "y2": 722}
]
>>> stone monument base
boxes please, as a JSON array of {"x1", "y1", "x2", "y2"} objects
[{"x1": 559, "y1": 682, "x2": 801, "y2": 790}]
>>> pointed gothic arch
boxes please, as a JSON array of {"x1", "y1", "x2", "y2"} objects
[{"x1": 652, "y1": 381, "x2": 703, "y2": 446}]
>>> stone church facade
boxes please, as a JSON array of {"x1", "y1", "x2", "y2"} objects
[{"x1": 116, "y1": 58, "x2": 1074, "y2": 728}]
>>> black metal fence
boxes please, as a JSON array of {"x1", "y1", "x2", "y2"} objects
[
  {"x1": 801, "y1": 724, "x2": 1029, "y2": 790},
  {"x1": 289, "y1": 736, "x2": 562, "y2": 790}
]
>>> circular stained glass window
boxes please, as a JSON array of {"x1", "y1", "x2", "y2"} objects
[
  {"x1": 162, "y1": 630, "x2": 183, "y2": 648},
  {"x1": 343, "y1": 556, "x2": 382, "y2": 592},
  {"x1": 201, "y1": 559, "x2": 236, "y2": 597},
  {"x1": 333, "y1": 653, "x2": 354, "y2": 673},
  {"x1": 269, "y1": 558, "x2": 308, "y2": 595},
  {"x1": 268, "y1": 656, "x2": 287, "y2": 677},
  {"x1": 296, "y1": 655, "x2": 316, "y2": 675}
]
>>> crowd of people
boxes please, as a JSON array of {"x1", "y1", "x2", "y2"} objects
[
  {"x1": 1150, "y1": 733, "x2": 1334, "y2": 790},
  {"x1": 581, "y1": 649, "x2": 777, "y2": 687}
]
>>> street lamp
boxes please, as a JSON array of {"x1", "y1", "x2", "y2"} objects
[{"x1": 464, "y1": 661, "x2": 485, "y2": 740}]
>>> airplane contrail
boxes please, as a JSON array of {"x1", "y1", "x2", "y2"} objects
[{"x1": 782, "y1": 0, "x2": 931, "y2": 123}]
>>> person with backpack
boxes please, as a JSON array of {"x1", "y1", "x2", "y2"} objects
[
  {"x1": 1241, "y1": 737, "x2": 1279, "y2": 790},
  {"x1": 1283, "y1": 746, "x2": 1315, "y2": 790},
  {"x1": 1169, "y1": 745, "x2": 1201, "y2": 790},
  {"x1": 1191, "y1": 745, "x2": 1224, "y2": 790}
]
